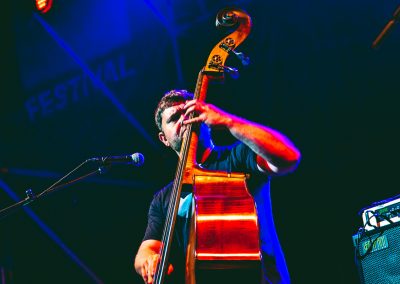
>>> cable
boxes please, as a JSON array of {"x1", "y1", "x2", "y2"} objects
[{"x1": 355, "y1": 211, "x2": 389, "y2": 260}]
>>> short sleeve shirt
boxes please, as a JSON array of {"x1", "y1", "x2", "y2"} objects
[{"x1": 142, "y1": 142, "x2": 290, "y2": 283}]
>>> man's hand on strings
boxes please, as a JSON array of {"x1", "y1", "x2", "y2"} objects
[
  {"x1": 181, "y1": 99, "x2": 233, "y2": 128},
  {"x1": 141, "y1": 253, "x2": 174, "y2": 284}
]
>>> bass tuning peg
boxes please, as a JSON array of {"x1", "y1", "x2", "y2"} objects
[{"x1": 223, "y1": 65, "x2": 240, "y2": 79}]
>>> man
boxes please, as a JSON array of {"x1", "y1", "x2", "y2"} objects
[{"x1": 134, "y1": 89, "x2": 301, "y2": 284}]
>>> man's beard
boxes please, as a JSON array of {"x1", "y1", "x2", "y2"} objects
[{"x1": 171, "y1": 137, "x2": 183, "y2": 153}]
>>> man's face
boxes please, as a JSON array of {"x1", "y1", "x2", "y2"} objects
[{"x1": 158, "y1": 104, "x2": 186, "y2": 153}]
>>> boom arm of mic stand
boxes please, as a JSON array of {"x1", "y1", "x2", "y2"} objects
[
  {"x1": 0, "y1": 163, "x2": 108, "y2": 220},
  {"x1": 372, "y1": 4, "x2": 400, "y2": 49}
]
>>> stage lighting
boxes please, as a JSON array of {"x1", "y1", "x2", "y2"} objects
[{"x1": 35, "y1": 0, "x2": 53, "y2": 13}]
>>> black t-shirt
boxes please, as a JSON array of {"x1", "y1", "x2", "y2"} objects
[{"x1": 143, "y1": 142, "x2": 290, "y2": 283}]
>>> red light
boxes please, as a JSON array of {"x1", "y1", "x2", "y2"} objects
[{"x1": 35, "y1": 0, "x2": 53, "y2": 13}]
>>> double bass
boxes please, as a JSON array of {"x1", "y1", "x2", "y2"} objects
[{"x1": 154, "y1": 7, "x2": 261, "y2": 284}]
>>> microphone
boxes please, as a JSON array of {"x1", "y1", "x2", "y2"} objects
[
  {"x1": 87, "y1": 153, "x2": 144, "y2": 166},
  {"x1": 372, "y1": 5, "x2": 400, "y2": 49}
]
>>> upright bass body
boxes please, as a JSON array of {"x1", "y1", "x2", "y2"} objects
[{"x1": 185, "y1": 169, "x2": 261, "y2": 283}]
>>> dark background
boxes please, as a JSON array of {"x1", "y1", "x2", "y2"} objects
[{"x1": 1, "y1": 0, "x2": 399, "y2": 283}]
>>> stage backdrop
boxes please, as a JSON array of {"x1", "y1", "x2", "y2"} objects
[{"x1": 1, "y1": 0, "x2": 400, "y2": 283}]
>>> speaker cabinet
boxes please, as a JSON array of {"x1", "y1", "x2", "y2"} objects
[{"x1": 353, "y1": 222, "x2": 400, "y2": 284}]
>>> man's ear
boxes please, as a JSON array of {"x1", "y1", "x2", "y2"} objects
[{"x1": 158, "y1": 132, "x2": 170, "y2": 147}]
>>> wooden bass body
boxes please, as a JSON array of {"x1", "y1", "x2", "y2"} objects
[{"x1": 185, "y1": 168, "x2": 262, "y2": 283}]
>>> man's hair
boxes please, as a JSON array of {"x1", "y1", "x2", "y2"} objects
[{"x1": 154, "y1": 90, "x2": 194, "y2": 132}]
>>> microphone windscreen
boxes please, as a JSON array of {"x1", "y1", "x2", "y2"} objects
[{"x1": 131, "y1": 153, "x2": 144, "y2": 166}]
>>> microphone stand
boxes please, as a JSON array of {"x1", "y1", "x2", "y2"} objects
[
  {"x1": 0, "y1": 160, "x2": 108, "y2": 220},
  {"x1": 372, "y1": 4, "x2": 400, "y2": 49}
]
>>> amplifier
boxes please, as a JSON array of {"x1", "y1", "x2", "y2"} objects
[
  {"x1": 353, "y1": 222, "x2": 400, "y2": 284},
  {"x1": 361, "y1": 196, "x2": 400, "y2": 231}
]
